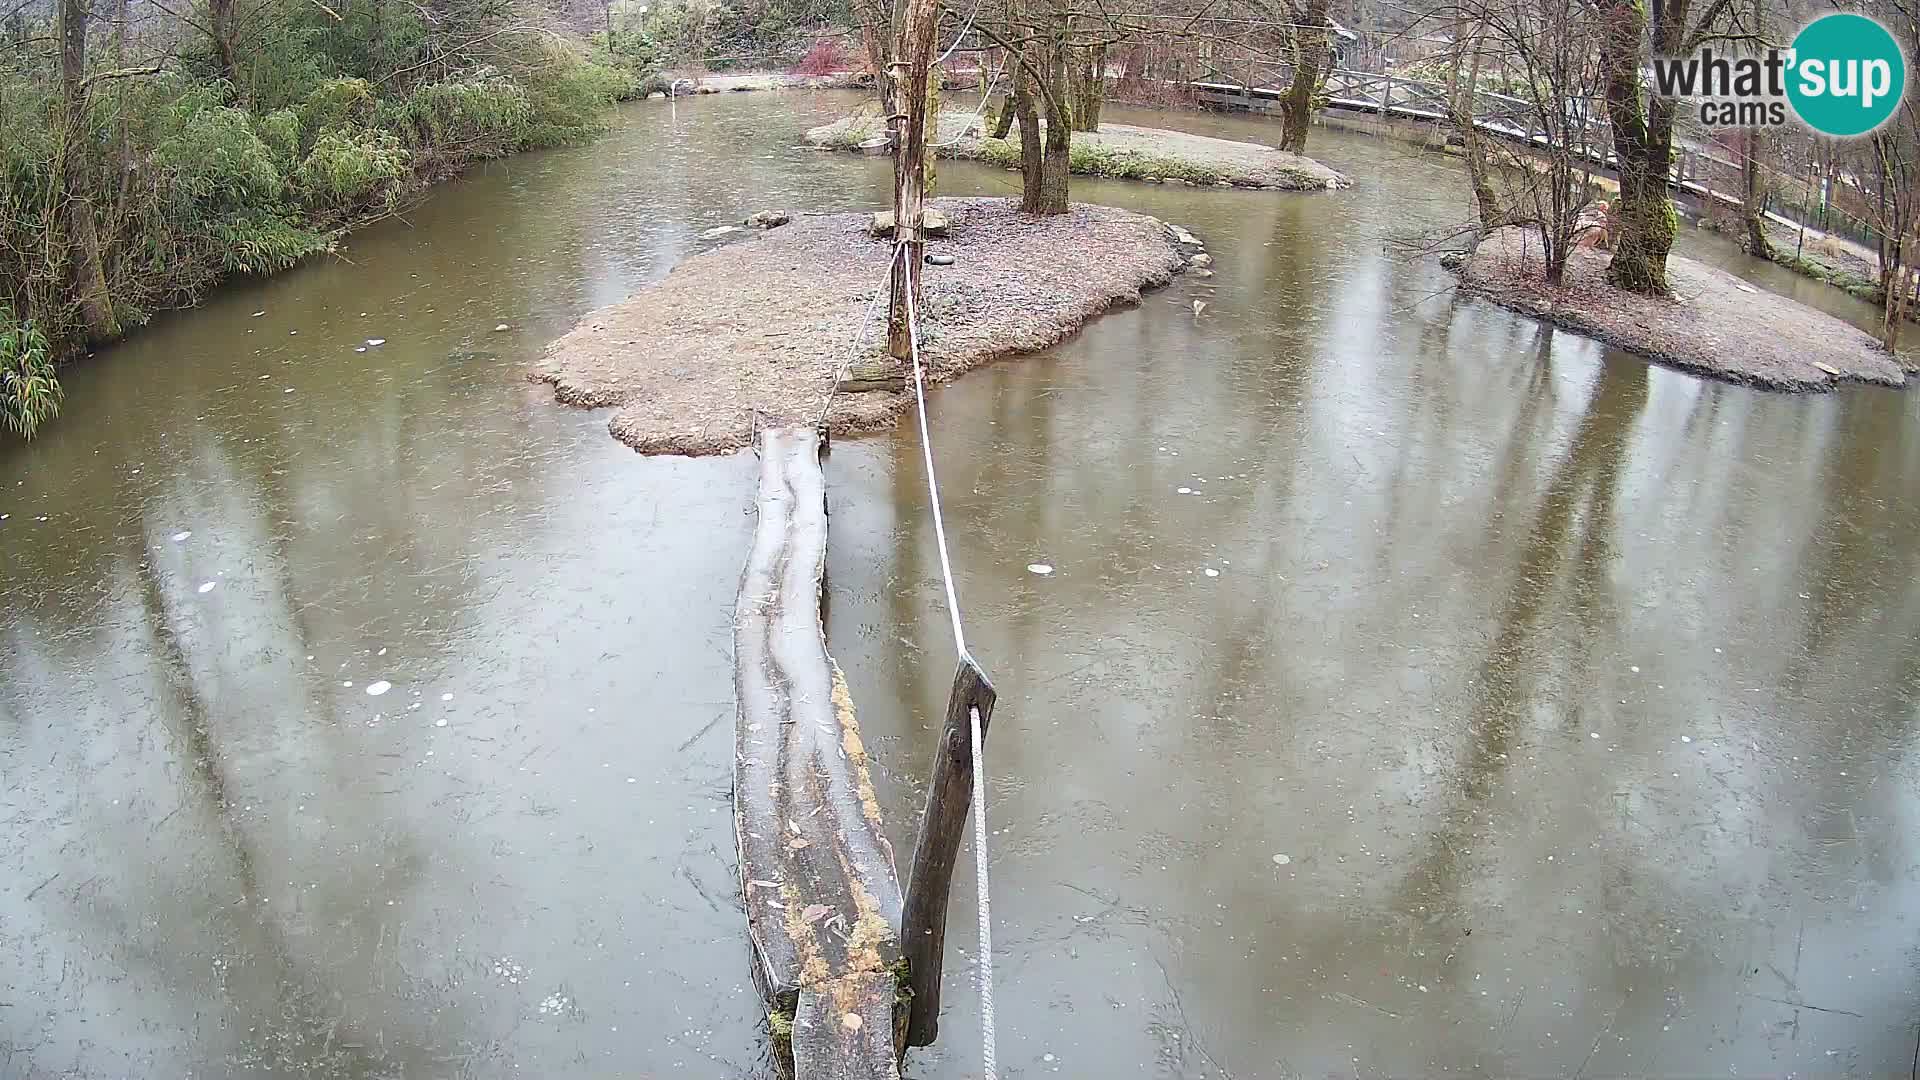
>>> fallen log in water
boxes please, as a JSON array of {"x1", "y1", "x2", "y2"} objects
[{"x1": 734, "y1": 426, "x2": 905, "y2": 1078}]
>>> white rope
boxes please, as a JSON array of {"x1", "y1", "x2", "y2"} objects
[
  {"x1": 968, "y1": 702, "x2": 998, "y2": 1080},
  {"x1": 901, "y1": 256, "x2": 968, "y2": 659},
  {"x1": 935, "y1": 0, "x2": 985, "y2": 65},
  {"x1": 902, "y1": 257, "x2": 996, "y2": 1080},
  {"x1": 816, "y1": 245, "x2": 905, "y2": 429},
  {"x1": 929, "y1": 68, "x2": 1004, "y2": 149}
]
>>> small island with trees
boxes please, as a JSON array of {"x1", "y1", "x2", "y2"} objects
[{"x1": 3, "y1": 0, "x2": 1915, "y2": 446}]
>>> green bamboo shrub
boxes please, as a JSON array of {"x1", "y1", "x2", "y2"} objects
[
  {"x1": 294, "y1": 127, "x2": 411, "y2": 213},
  {"x1": 0, "y1": 312, "x2": 58, "y2": 440}
]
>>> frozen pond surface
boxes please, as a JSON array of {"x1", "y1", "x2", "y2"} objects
[{"x1": 4, "y1": 91, "x2": 1918, "y2": 1078}]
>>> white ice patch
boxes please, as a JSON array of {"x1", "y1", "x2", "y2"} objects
[
  {"x1": 172, "y1": 531, "x2": 192, "y2": 542},
  {"x1": 1203, "y1": 568, "x2": 1220, "y2": 578},
  {"x1": 197, "y1": 581, "x2": 217, "y2": 594},
  {"x1": 366, "y1": 680, "x2": 392, "y2": 696},
  {"x1": 366, "y1": 338, "x2": 386, "y2": 347},
  {"x1": 1177, "y1": 487, "x2": 1192, "y2": 494},
  {"x1": 441, "y1": 692, "x2": 454, "y2": 702},
  {"x1": 1271, "y1": 853, "x2": 1291, "y2": 865},
  {"x1": 1027, "y1": 563, "x2": 1054, "y2": 575}
]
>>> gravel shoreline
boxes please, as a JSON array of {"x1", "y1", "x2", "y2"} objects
[
  {"x1": 1453, "y1": 227, "x2": 1910, "y2": 392},
  {"x1": 533, "y1": 198, "x2": 1188, "y2": 455},
  {"x1": 805, "y1": 112, "x2": 1350, "y2": 191}
]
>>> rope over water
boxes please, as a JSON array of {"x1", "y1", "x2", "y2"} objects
[{"x1": 903, "y1": 252, "x2": 999, "y2": 1080}]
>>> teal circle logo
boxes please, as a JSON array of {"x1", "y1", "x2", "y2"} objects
[{"x1": 1787, "y1": 13, "x2": 1906, "y2": 137}]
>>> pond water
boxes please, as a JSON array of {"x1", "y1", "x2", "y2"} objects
[{"x1": 4, "y1": 91, "x2": 1918, "y2": 1079}]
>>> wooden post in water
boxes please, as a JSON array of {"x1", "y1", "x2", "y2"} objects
[
  {"x1": 900, "y1": 655, "x2": 997, "y2": 1047},
  {"x1": 886, "y1": 0, "x2": 939, "y2": 360}
]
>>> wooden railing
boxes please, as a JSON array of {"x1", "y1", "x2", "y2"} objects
[{"x1": 1189, "y1": 59, "x2": 1746, "y2": 202}]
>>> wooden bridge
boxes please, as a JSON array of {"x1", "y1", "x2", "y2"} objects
[
  {"x1": 1189, "y1": 61, "x2": 1771, "y2": 218},
  {"x1": 733, "y1": 425, "x2": 996, "y2": 1078},
  {"x1": 734, "y1": 428, "x2": 905, "y2": 1077}
]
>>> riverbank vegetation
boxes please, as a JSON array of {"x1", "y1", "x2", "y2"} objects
[{"x1": 0, "y1": 0, "x2": 692, "y2": 437}]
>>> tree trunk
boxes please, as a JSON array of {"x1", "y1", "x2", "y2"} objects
[
  {"x1": 1741, "y1": 129, "x2": 1773, "y2": 260},
  {"x1": 1883, "y1": 224, "x2": 1912, "y2": 351},
  {"x1": 1024, "y1": 37, "x2": 1070, "y2": 215},
  {"x1": 988, "y1": 87, "x2": 1014, "y2": 138},
  {"x1": 886, "y1": 0, "x2": 938, "y2": 359},
  {"x1": 1598, "y1": 0, "x2": 1675, "y2": 295},
  {"x1": 1013, "y1": 58, "x2": 1045, "y2": 212},
  {"x1": 209, "y1": 0, "x2": 240, "y2": 89},
  {"x1": 1279, "y1": 0, "x2": 1329, "y2": 153},
  {"x1": 1447, "y1": 25, "x2": 1501, "y2": 232},
  {"x1": 1069, "y1": 43, "x2": 1104, "y2": 132},
  {"x1": 56, "y1": 0, "x2": 119, "y2": 343},
  {"x1": 1038, "y1": 104, "x2": 1070, "y2": 213},
  {"x1": 859, "y1": 1, "x2": 896, "y2": 117}
]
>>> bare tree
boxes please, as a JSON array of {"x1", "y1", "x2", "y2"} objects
[
  {"x1": 1418, "y1": 0, "x2": 1603, "y2": 284},
  {"x1": 1860, "y1": 0, "x2": 1918, "y2": 348}
]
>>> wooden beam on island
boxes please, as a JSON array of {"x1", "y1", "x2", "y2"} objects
[{"x1": 734, "y1": 427, "x2": 905, "y2": 1079}]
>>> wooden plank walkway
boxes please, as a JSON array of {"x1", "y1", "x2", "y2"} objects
[{"x1": 734, "y1": 426, "x2": 904, "y2": 1079}]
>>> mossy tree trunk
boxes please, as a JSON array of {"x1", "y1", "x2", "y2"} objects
[
  {"x1": 988, "y1": 83, "x2": 1015, "y2": 137},
  {"x1": 1012, "y1": 60, "x2": 1044, "y2": 210},
  {"x1": 1068, "y1": 42, "x2": 1104, "y2": 132},
  {"x1": 1279, "y1": 0, "x2": 1329, "y2": 153},
  {"x1": 1446, "y1": 22, "x2": 1502, "y2": 233},
  {"x1": 1027, "y1": 32, "x2": 1071, "y2": 214},
  {"x1": 1038, "y1": 92, "x2": 1070, "y2": 212},
  {"x1": 1741, "y1": 128, "x2": 1773, "y2": 260},
  {"x1": 56, "y1": 0, "x2": 120, "y2": 343},
  {"x1": 1598, "y1": 0, "x2": 1677, "y2": 295}
]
